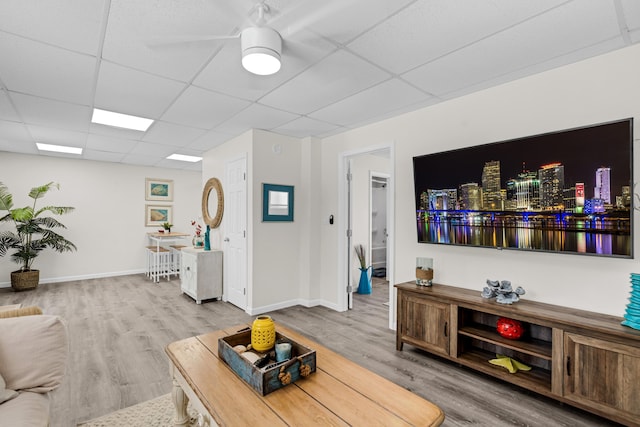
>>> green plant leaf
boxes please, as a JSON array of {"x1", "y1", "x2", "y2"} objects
[{"x1": 0, "y1": 182, "x2": 75, "y2": 271}]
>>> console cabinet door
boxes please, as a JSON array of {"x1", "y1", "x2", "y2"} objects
[
  {"x1": 399, "y1": 292, "x2": 450, "y2": 356},
  {"x1": 564, "y1": 332, "x2": 640, "y2": 423},
  {"x1": 181, "y1": 251, "x2": 197, "y2": 296}
]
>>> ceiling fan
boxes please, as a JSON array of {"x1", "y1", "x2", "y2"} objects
[
  {"x1": 149, "y1": 0, "x2": 358, "y2": 76},
  {"x1": 238, "y1": 2, "x2": 282, "y2": 75},
  {"x1": 149, "y1": 1, "x2": 284, "y2": 76}
]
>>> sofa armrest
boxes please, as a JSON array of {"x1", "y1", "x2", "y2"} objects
[
  {"x1": 0, "y1": 315, "x2": 68, "y2": 393},
  {"x1": 0, "y1": 306, "x2": 43, "y2": 319}
]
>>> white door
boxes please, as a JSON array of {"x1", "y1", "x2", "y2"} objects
[{"x1": 224, "y1": 155, "x2": 247, "y2": 310}]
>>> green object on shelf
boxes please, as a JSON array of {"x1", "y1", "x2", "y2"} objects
[{"x1": 489, "y1": 354, "x2": 531, "y2": 374}]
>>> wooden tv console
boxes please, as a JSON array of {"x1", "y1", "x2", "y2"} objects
[{"x1": 395, "y1": 282, "x2": 640, "y2": 426}]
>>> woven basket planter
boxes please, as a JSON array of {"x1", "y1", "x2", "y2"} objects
[{"x1": 11, "y1": 270, "x2": 40, "y2": 291}]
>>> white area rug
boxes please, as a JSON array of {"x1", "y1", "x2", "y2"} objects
[{"x1": 77, "y1": 394, "x2": 198, "y2": 427}]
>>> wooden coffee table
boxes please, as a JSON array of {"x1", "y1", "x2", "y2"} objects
[{"x1": 166, "y1": 324, "x2": 444, "y2": 426}]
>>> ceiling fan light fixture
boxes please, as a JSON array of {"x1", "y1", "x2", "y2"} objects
[{"x1": 241, "y1": 27, "x2": 282, "y2": 75}]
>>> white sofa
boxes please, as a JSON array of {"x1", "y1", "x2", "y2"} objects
[{"x1": 0, "y1": 311, "x2": 68, "y2": 427}]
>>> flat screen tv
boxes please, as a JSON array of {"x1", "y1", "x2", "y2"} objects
[{"x1": 413, "y1": 118, "x2": 633, "y2": 258}]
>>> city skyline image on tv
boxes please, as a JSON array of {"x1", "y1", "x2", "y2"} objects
[{"x1": 412, "y1": 118, "x2": 633, "y2": 258}]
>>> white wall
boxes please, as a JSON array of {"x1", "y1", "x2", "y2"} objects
[
  {"x1": 251, "y1": 130, "x2": 303, "y2": 311},
  {"x1": 201, "y1": 130, "x2": 318, "y2": 314},
  {"x1": 0, "y1": 153, "x2": 201, "y2": 285},
  {"x1": 320, "y1": 43, "x2": 640, "y2": 317}
]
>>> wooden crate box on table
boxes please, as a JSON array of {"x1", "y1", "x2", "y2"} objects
[{"x1": 218, "y1": 328, "x2": 316, "y2": 395}]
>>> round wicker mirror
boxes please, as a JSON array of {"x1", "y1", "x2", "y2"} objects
[{"x1": 202, "y1": 178, "x2": 224, "y2": 228}]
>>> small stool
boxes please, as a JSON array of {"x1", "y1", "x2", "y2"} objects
[
  {"x1": 170, "y1": 245, "x2": 188, "y2": 277},
  {"x1": 146, "y1": 246, "x2": 171, "y2": 283}
]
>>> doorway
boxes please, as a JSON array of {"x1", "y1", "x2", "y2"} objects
[
  {"x1": 338, "y1": 144, "x2": 394, "y2": 329},
  {"x1": 370, "y1": 172, "x2": 389, "y2": 282}
]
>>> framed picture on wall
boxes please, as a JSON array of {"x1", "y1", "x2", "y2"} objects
[
  {"x1": 145, "y1": 178, "x2": 173, "y2": 201},
  {"x1": 145, "y1": 205, "x2": 173, "y2": 227},
  {"x1": 262, "y1": 183, "x2": 294, "y2": 222}
]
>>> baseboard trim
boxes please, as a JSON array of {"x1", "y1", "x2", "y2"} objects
[
  {"x1": 0, "y1": 269, "x2": 146, "y2": 288},
  {"x1": 248, "y1": 298, "x2": 343, "y2": 316}
]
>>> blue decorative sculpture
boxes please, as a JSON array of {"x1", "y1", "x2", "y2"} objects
[
  {"x1": 622, "y1": 273, "x2": 640, "y2": 330},
  {"x1": 481, "y1": 280, "x2": 525, "y2": 304}
]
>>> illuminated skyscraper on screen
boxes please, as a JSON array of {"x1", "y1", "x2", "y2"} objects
[
  {"x1": 539, "y1": 163, "x2": 564, "y2": 210},
  {"x1": 459, "y1": 183, "x2": 481, "y2": 210},
  {"x1": 575, "y1": 183, "x2": 585, "y2": 213},
  {"x1": 594, "y1": 167, "x2": 611, "y2": 204},
  {"x1": 482, "y1": 160, "x2": 501, "y2": 210}
]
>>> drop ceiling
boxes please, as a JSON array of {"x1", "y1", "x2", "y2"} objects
[{"x1": 0, "y1": 0, "x2": 638, "y2": 171}]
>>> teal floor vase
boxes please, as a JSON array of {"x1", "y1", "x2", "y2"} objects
[
  {"x1": 357, "y1": 267, "x2": 372, "y2": 295},
  {"x1": 622, "y1": 273, "x2": 640, "y2": 330}
]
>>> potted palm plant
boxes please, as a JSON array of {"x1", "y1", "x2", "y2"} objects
[{"x1": 0, "y1": 182, "x2": 76, "y2": 291}]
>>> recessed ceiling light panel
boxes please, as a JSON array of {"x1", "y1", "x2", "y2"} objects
[
  {"x1": 91, "y1": 108, "x2": 154, "y2": 132},
  {"x1": 167, "y1": 154, "x2": 202, "y2": 162},
  {"x1": 36, "y1": 143, "x2": 83, "y2": 155}
]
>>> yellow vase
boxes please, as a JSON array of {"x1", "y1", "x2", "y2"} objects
[{"x1": 251, "y1": 315, "x2": 276, "y2": 352}]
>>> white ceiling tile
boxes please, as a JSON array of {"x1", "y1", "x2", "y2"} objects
[
  {"x1": 348, "y1": 0, "x2": 567, "y2": 75},
  {"x1": 271, "y1": 0, "x2": 415, "y2": 45},
  {"x1": 621, "y1": 0, "x2": 640, "y2": 31},
  {"x1": 26, "y1": 125, "x2": 87, "y2": 148},
  {"x1": 0, "y1": 33, "x2": 97, "y2": 105},
  {"x1": 95, "y1": 62, "x2": 187, "y2": 119},
  {"x1": 0, "y1": 140, "x2": 37, "y2": 155},
  {"x1": 143, "y1": 121, "x2": 206, "y2": 147},
  {"x1": 11, "y1": 93, "x2": 91, "y2": 132},
  {"x1": 404, "y1": 0, "x2": 623, "y2": 97},
  {"x1": 120, "y1": 153, "x2": 160, "y2": 166},
  {"x1": 0, "y1": 0, "x2": 106, "y2": 55},
  {"x1": 161, "y1": 86, "x2": 251, "y2": 129},
  {"x1": 440, "y1": 38, "x2": 626, "y2": 103},
  {"x1": 82, "y1": 149, "x2": 126, "y2": 163},
  {"x1": 0, "y1": 90, "x2": 21, "y2": 122},
  {"x1": 272, "y1": 116, "x2": 343, "y2": 139},
  {"x1": 216, "y1": 104, "x2": 299, "y2": 135},
  {"x1": 620, "y1": 0, "x2": 640, "y2": 43},
  {"x1": 188, "y1": 129, "x2": 235, "y2": 151},
  {"x1": 309, "y1": 78, "x2": 429, "y2": 127},
  {"x1": 155, "y1": 158, "x2": 199, "y2": 170},
  {"x1": 0, "y1": 120, "x2": 32, "y2": 143},
  {"x1": 86, "y1": 134, "x2": 137, "y2": 154},
  {"x1": 128, "y1": 141, "x2": 176, "y2": 157},
  {"x1": 260, "y1": 50, "x2": 390, "y2": 115},
  {"x1": 102, "y1": 0, "x2": 238, "y2": 82}
]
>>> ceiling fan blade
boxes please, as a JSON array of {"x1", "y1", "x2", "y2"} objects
[
  {"x1": 269, "y1": 0, "x2": 360, "y2": 39},
  {"x1": 146, "y1": 33, "x2": 239, "y2": 48}
]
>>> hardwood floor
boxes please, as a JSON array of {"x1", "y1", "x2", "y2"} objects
[{"x1": 0, "y1": 275, "x2": 620, "y2": 426}]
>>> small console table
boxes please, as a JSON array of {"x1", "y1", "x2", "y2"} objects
[
  {"x1": 180, "y1": 248, "x2": 222, "y2": 304},
  {"x1": 395, "y1": 282, "x2": 640, "y2": 426}
]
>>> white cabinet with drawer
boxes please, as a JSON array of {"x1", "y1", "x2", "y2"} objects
[{"x1": 180, "y1": 248, "x2": 222, "y2": 304}]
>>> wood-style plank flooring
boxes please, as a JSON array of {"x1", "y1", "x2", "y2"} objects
[{"x1": 0, "y1": 275, "x2": 620, "y2": 426}]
